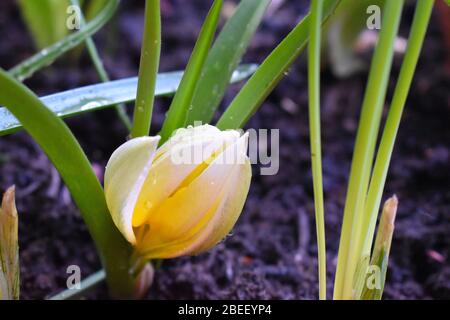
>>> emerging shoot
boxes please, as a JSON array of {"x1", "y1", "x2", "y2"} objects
[{"x1": 0, "y1": 186, "x2": 20, "y2": 300}]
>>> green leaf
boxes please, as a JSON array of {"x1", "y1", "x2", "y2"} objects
[
  {"x1": 0, "y1": 68, "x2": 134, "y2": 298},
  {"x1": 185, "y1": 0, "x2": 270, "y2": 126},
  {"x1": 9, "y1": 0, "x2": 119, "y2": 81},
  {"x1": 333, "y1": 0, "x2": 404, "y2": 299},
  {"x1": 131, "y1": 0, "x2": 161, "y2": 138},
  {"x1": 352, "y1": 254, "x2": 370, "y2": 299},
  {"x1": 0, "y1": 65, "x2": 256, "y2": 136},
  {"x1": 217, "y1": 0, "x2": 341, "y2": 130},
  {"x1": 361, "y1": 0, "x2": 434, "y2": 259},
  {"x1": 159, "y1": 0, "x2": 223, "y2": 143},
  {"x1": 307, "y1": 0, "x2": 327, "y2": 300},
  {"x1": 18, "y1": 0, "x2": 70, "y2": 49}
]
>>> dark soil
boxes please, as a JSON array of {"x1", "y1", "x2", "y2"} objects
[{"x1": 0, "y1": 1, "x2": 449, "y2": 300}]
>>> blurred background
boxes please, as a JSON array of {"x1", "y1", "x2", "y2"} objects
[{"x1": 0, "y1": 0, "x2": 449, "y2": 299}]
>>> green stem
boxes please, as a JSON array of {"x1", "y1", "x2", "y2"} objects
[
  {"x1": 333, "y1": 0, "x2": 404, "y2": 299},
  {"x1": 307, "y1": 0, "x2": 327, "y2": 300},
  {"x1": 49, "y1": 270, "x2": 106, "y2": 300},
  {"x1": 131, "y1": 0, "x2": 161, "y2": 138},
  {"x1": 361, "y1": 0, "x2": 433, "y2": 257},
  {"x1": 70, "y1": 0, "x2": 132, "y2": 130}
]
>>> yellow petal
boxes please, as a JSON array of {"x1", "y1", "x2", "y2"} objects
[
  {"x1": 144, "y1": 158, "x2": 251, "y2": 259},
  {"x1": 104, "y1": 136, "x2": 160, "y2": 244},
  {"x1": 186, "y1": 159, "x2": 251, "y2": 255}
]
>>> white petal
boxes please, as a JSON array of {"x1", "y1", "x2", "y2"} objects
[
  {"x1": 104, "y1": 136, "x2": 160, "y2": 244},
  {"x1": 156, "y1": 124, "x2": 222, "y2": 155}
]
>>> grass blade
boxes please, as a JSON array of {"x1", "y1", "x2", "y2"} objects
[
  {"x1": 333, "y1": 0, "x2": 404, "y2": 300},
  {"x1": 0, "y1": 65, "x2": 255, "y2": 136},
  {"x1": 185, "y1": 0, "x2": 270, "y2": 126},
  {"x1": 0, "y1": 68, "x2": 134, "y2": 298},
  {"x1": 361, "y1": 0, "x2": 434, "y2": 257},
  {"x1": 159, "y1": 0, "x2": 223, "y2": 143},
  {"x1": 8, "y1": 0, "x2": 119, "y2": 81},
  {"x1": 307, "y1": 0, "x2": 327, "y2": 300},
  {"x1": 216, "y1": 0, "x2": 341, "y2": 130},
  {"x1": 70, "y1": 0, "x2": 131, "y2": 130},
  {"x1": 131, "y1": 0, "x2": 161, "y2": 138}
]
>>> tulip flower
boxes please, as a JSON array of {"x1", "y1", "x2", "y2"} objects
[{"x1": 104, "y1": 125, "x2": 252, "y2": 260}]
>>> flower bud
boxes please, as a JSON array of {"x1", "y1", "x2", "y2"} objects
[{"x1": 104, "y1": 125, "x2": 252, "y2": 260}]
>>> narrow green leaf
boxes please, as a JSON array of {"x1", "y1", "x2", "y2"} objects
[
  {"x1": 185, "y1": 0, "x2": 270, "y2": 126},
  {"x1": 159, "y1": 0, "x2": 223, "y2": 143},
  {"x1": 308, "y1": 0, "x2": 327, "y2": 300},
  {"x1": 0, "y1": 65, "x2": 256, "y2": 136},
  {"x1": 216, "y1": 0, "x2": 341, "y2": 130},
  {"x1": 0, "y1": 68, "x2": 134, "y2": 298},
  {"x1": 333, "y1": 0, "x2": 404, "y2": 300},
  {"x1": 18, "y1": 0, "x2": 70, "y2": 49},
  {"x1": 9, "y1": 0, "x2": 119, "y2": 81},
  {"x1": 361, "y1": 0, "x2": 434, "y2": 257},
  {"x1": 352, "y1": 255, "x2": 370, "y2": 299},
  {"x1": 131, "y1": 0, "x2": 161, "y2": 138}
]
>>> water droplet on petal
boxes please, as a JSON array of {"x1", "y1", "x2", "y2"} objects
[{"x1": 145, "y1": 201, "x2": 153, "y2": 210}]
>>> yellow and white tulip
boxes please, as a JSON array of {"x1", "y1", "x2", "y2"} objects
[{"x1": 104, "y1": 125, "x2": 252, "y2": 260}]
